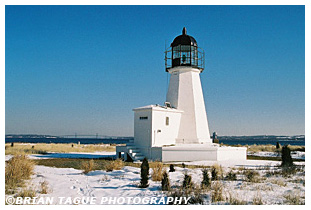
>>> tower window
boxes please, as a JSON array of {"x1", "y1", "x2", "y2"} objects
[
  {"x1": 166, "y1": 117, "x2": 169, "y2": 126},
  {"x1": 139, "y1": 116, "x2": 148, "y2": 120}
]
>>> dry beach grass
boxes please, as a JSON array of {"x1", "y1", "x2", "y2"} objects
[
  {"x1": 105, "y1": 158, "x2": 124, "y2": 172},
  {"x1": 151, "y1": 161, "x2": 164, "y2": 181},
  {"x1": 5, "y1": 143, "x2": 116, "y2": 155},
  {"x1": 5, "y1": 155, "x2": 34, "y2": 194}
]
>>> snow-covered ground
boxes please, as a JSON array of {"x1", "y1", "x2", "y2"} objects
[
  {"x1": 26, "y1": 163, "x2": 304, "y2": 205},
  {"x1": 248, "y1": 151, "x2": 305, "y2": 160},
  {"x1": 5, "y1": 152, "x2": 305, "y2": 205},
  {"x1": 30, "y1": 165, "x2": 165, "y2": 204}
]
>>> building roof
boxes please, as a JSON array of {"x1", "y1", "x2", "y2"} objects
[{"x1": 133, "y1": 104, "x2": 183, "y2": 113}]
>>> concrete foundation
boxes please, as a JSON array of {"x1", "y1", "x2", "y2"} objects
[{"x1": 116, "y1": 144, "x2": 247, "y2": 162}]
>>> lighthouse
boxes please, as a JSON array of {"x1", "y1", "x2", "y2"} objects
[
  {"x1": 116, "y1": 28, "x2": 247, "y2": 162},
  {"x1": 165, "y1": 27, "x2": 211, "y2": 144}
]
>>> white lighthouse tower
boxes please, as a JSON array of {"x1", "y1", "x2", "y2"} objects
[
  {"x1": 166, "y1": 27, "x2": 211, "y2": 144},
  {"x1": 116, "y1": 28, "x2": 246, "y2": 162}
]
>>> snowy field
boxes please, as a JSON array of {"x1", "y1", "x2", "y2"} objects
[
  {"x1": 5, "y1": 152, "x2": 305, "y2": 205},
  {"x1": 248, "y1": 151, "x2": 305, "y2": 160}
]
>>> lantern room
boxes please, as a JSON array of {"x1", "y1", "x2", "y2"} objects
[{"x1": 165, "y1": 27, "x2": 205, "y2": 72}]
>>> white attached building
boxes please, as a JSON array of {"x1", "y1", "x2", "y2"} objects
[{"x1": 117, "y1": 28, "x2": 246, "y2": 162}]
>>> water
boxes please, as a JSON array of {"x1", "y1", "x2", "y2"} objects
[
  {"x1": 219, "y1": 139, "x2": 304, "y2": 146},
  {"x1": 218, "y1": 136, "x2": 305, "y2": 146},
  {"x1": 5, "y1": 136, "x2": 305, "y2": 146}
]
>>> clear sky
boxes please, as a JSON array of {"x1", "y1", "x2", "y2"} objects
[{"x1": 5, "y1": 5, "x2": 305, "y2": 136}]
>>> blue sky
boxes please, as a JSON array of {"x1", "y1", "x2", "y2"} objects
[{"x1": 5, "y1": 5, "x2": 305, "y2": 136}]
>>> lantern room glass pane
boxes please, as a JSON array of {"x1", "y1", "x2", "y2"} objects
[
  {"x1": 173, "y1": 46, "x2": 180, "y2": 59},
  {"x1": 181, "y1": 52, "x2": 190, "y2": 64},
  {"x1": 180, "y1": 45, "x2": 191, "y2": 64},
  {"x1": 181, "y1": 45, "x2": 190, "y2": 51},
  {"x1": 191, "y1": 46, "x2": 198, "y2": 66}
]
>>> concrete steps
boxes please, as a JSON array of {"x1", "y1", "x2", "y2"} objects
[{"x1": 125, "y1": 142, "x2": 145, "y2": 162}]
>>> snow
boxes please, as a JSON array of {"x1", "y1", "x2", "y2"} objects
[
  {"x1": 25, "y1": 162, "x2": 304, "y2": 205},
  {"x1": 29, "y1": 165, "x2": 165, "y2": 204},
  {"x1": 5, "y1": 152, "x2": 305, "y2": 205},
  {"x1": 248, "y1": 151, "x2": 305, "y2": 160},
  {"x1": 170, "y1": 159, "x2": 279, "y2": 168}
]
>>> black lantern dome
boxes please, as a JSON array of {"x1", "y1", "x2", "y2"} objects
[
  {"x1": 171, "y1": 27, "x2": 197, "y2": 47},
  {"x1": 165, "y1": 27, "x2": 205, "y2": 72}
]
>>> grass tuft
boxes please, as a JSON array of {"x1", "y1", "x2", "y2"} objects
[
  {"x1": 182, "y1": 173, "x2": 194, "y2": 189},
  {"x1": 211, "y1": 181, "x2": 224, "y2": 203},
  {"x1": 225, "y1": 191, "x2": 247, "y2": 205},
  {"x1": 81, "y1": 159, "x2": 95, "y2": 174},
  {"x1": 270, "y1": 178, "x2": 287, "y2": 187},
  {"x1": 16, "y1": 187, "x2": 37, "y2": 198},
  {"x1": 225, "y1": 170, "x2": 237, "y2": 181},
  {"x1": 243, "y1": 169, "x2": 260, "y2": 182},
  {"x1": 40, "y1": 181, "x2": 51, "y2": 194},
  {"x1": 283, "y1": 191, "x2": 304, "y2": 205},
  {"x1": 105, "y1": 159, "x2": 124, "y2": 172},
  {"x1": 211, "y1": 164, "x2": 223, "y2": 180},
  {"x1": 252, "y1": 192, "x2": 263, "y2": 205},
  {"x1": 5, "y1": 155, "x2": 34, "y2": 194},
  {"x1": 151, "y1": 161, "x2": 164, "y2": 181}
]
